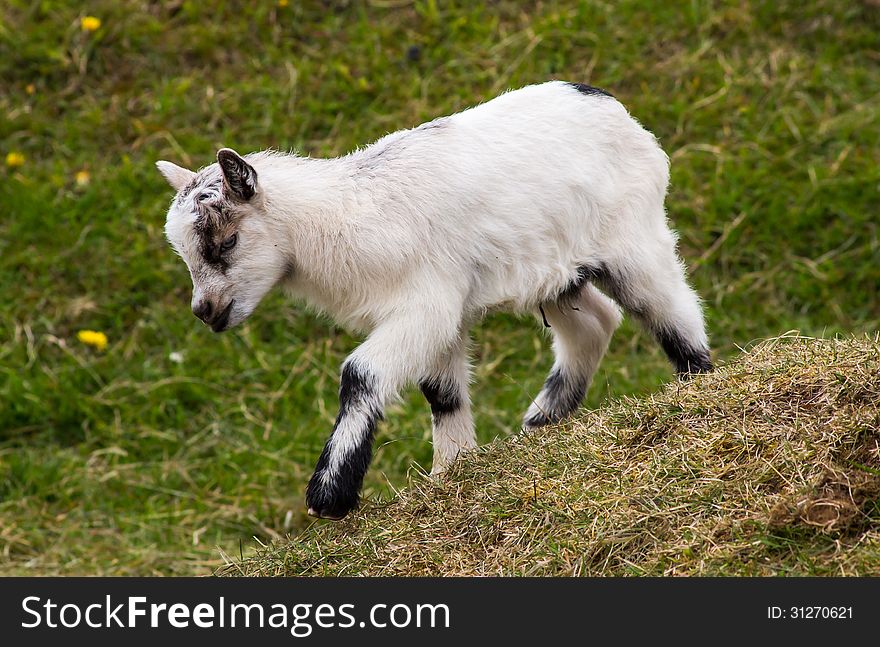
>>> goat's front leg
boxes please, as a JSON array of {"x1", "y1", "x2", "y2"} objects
[
  {"x1": 419, "y1": 333, "x2": 476, "y2": 475},
  {"x1": 305, "y1": 309, "x2": 460, "y2": 520},
  {"x1": 304, "y1": 360, "x2": 382, "y2": 520}
]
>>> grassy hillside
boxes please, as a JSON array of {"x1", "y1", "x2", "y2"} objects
[
  {"x1": 224, "y1": 336, "x2": 880, "y2": 576},
  {"x1": 1, "y1": 1, "x2": 879, "y2": 575}
]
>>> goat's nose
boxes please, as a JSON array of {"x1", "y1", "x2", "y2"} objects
[{"x1": 192, "y1": 300, "x2": 214, "y2": 324}]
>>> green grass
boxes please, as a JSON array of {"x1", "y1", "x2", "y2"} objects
[{"x1": 1, "y1": 0, "x2": 878, "y2": 575}]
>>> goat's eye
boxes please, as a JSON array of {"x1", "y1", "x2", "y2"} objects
[{"x1": 220, "y1": 233, "x2": 238, "y2": 252}]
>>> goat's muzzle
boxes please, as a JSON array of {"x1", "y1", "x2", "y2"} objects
[{"x1": 193, "y1": 299, "x2": 234, "y2": 332}]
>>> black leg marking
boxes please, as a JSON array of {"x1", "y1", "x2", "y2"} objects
[
  {"x1": 524, "y1": 368, "x2": 588, "y2": 428},
  {"x1": 580, "y1": 262, "x2": 713, "y2": 377},
  {"x1": 305, "y1": 438, "x2": 371, "y2": 520},
  {"x1": 305, "y1": 362, "x2": 381, "y2": 520},
  {"x1": 656, "y1": 326, "x2": 713, "y2": 377},
  {"x1": 419, "y1": 376, "x2": 462, "y2": 419},
  {"x1": 336, "y1": 361, "x2": 379, "y2": 419},
  {"x1": 567, "y1": 82, "x2": 614, "y2": 98}
]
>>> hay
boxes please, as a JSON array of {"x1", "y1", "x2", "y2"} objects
[{"x1": 221, "y1": 335, "x2": 880, "y2": 576}]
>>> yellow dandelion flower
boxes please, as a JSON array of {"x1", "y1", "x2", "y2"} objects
[
  {"x1": 278, "y1": 0, "x2": 289, "y2": 6},
  {"x1": 5, "y1": 151, "x2": 25, "y2": 168},
  {"x1": 26, "y1": 83, "x2": 36, "y2": 95},
  {"x1": 77, "y1": 330, "x2": 108, "y2": 351},
  {"x1": 75, "y1": 170, "x2": 91, "y2": 186},
  {"x1": 80, "y1": 16, "x2": 101, "y2": 32}
]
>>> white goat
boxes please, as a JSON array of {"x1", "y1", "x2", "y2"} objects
[{"x1": 158, "y1": 81, "x2": 712, "y2": 520}]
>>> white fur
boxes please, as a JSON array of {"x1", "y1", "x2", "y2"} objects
[
  {"x1": 422, "y1": 335, "x2": 477, "y2": 473},
  {"x1": 159, "y1": 81, "x2": 710, "y2": 513},
  {"x1": 523, "y1": 284, "x2": 622, "y2": 428}
]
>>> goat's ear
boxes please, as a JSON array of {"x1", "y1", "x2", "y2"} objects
[
  {"x1": 217, "y1": 148, "x2": 257, "y2": 201},
  {"x1": 156, "y1": 161, "x2": 196, "y2": 192}
]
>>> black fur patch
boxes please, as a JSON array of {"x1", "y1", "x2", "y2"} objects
[
  {"x1": 305, "y1": 436, "x2": 372, "y2": 520},
  {"x1": 580, "y1": 263, "x2": 712, "y2": 377},
  {"x1": 656, "y1": 326, "x2": 713, "y2": 377},
  {"x1": 192, "y1": 194, "x2": 240, "y2": 271},
  {"x1": 194, "y1": 213, "x2": 233, "y2": 271},
  {"x1": 419, "y1": 376, "x2": 461, "y2": 419},
  {"x1": 305, "y1": 362, "x2": 381, "y2": 520},
  {"x1": 523, "y1": 368, "x2": 588, "y2": 428},
  {"x1": 217, "y1": 149, "x2": 257, "y2": 201},
  {"x1": 568, "y1": 82, "x2": 614, "y2": 98},
  {"x1": 336, "y1": 361, "x2": 379, "y2": 419},
  {"x1": 558, "y1": 265, "x2": 595, "y2": 304},
  {"x1": 578, "y1": 262, "x2": 632, "y2": 309}
]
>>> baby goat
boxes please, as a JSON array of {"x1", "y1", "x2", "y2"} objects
[{"x1": 158, "y1": 81, "x2": 712, "y2": 520}]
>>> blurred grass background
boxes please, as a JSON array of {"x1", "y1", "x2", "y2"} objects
[{"x1": 0, "y1": 0, "x2": 878, "y2": 575}]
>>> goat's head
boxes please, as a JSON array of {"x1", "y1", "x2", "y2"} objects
[{"x1": 157, "y1": 148, "x2": 287, "y2": 332}]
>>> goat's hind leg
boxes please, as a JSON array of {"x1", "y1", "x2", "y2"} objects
[
  {"x1": 591, "y1": 232, "x2": 712, "y2": 376},
  {"x1": 523, "y1": 284, "x2": 622, "y2": 429}
]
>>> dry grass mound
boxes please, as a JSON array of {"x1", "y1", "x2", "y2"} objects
[{"x1": 222, "y1": 335, "x2": 880, "y2": 576}]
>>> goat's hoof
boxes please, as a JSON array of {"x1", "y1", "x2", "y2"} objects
[
  {"x1": 307, "y1": 507, "x2": 346, "y2": 521},
  {"x1": 305, "y1": 472, "x2": 359, "y2": 521}
]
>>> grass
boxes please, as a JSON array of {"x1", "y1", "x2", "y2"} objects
[
  {"x1": 1, "y1": 1, "x2": 878, "y2": 575},
  {"x1": 225, "y1": 335, "x2": 880, "y2": 576}
]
